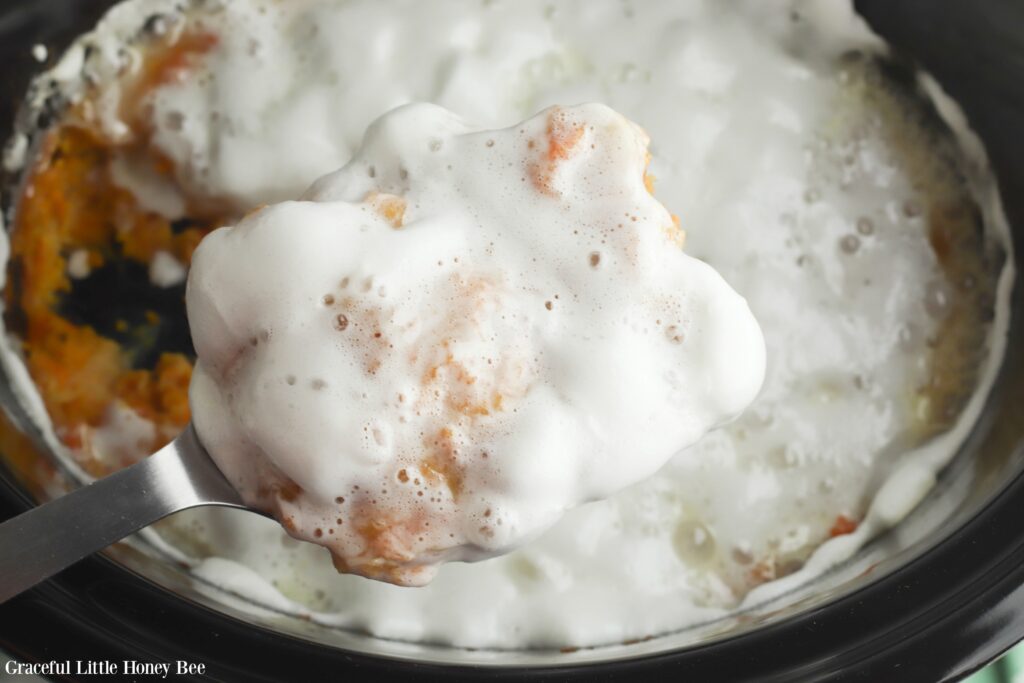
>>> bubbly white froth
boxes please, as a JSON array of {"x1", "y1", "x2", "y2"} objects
[{"x1": 187, "y1": 103, "x2": 766, "y2": 585}]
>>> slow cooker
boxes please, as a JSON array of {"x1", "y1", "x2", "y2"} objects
[{"x1": 0, "y1": 0, "x2": 1023, "y2": 680}]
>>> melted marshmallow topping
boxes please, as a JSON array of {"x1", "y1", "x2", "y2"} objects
[{"x1": 187, "y1": 103, "x2": 765, "y2": 585}]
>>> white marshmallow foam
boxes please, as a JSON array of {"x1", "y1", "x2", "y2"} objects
[{"x1": 187, "y1": 102, "x2": 765, "y2": 585}]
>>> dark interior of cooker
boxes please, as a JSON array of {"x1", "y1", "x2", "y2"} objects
[{"x1": 0, "y1": 1, "x2": 1022, "y2": 681}]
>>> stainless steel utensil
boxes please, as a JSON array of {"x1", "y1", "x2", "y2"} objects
[{"x1": 0, "y1": 424, "x2": 250, "y2": 603}]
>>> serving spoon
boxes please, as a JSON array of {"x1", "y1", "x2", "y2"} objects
[{"x1": 0, "y1": 424, "x2": 251, "y2": 603}]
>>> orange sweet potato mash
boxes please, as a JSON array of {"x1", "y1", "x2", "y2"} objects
[
  {"x1": 6, "y1": 124, "x2": 217, "y2": 475},
  {"x1": 4, "y1": 30, "x2": 225, "y2": 475}
]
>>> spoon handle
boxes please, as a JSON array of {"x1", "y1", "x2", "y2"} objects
[{"x1": 0, "y1": 424, "x2": 244, "y2": 603}]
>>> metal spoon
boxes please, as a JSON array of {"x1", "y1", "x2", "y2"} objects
[{"x1": 0, "y1": 423, "x2": 250, "y2": 603}]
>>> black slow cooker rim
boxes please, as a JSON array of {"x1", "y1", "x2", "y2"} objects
[{"x1": 2, "y1": 0, "x2": 1024, "y2": 681}]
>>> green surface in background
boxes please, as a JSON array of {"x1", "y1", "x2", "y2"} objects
[{"x1": 967, "y1": 641, "x2": 1024, "y2": 682}]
